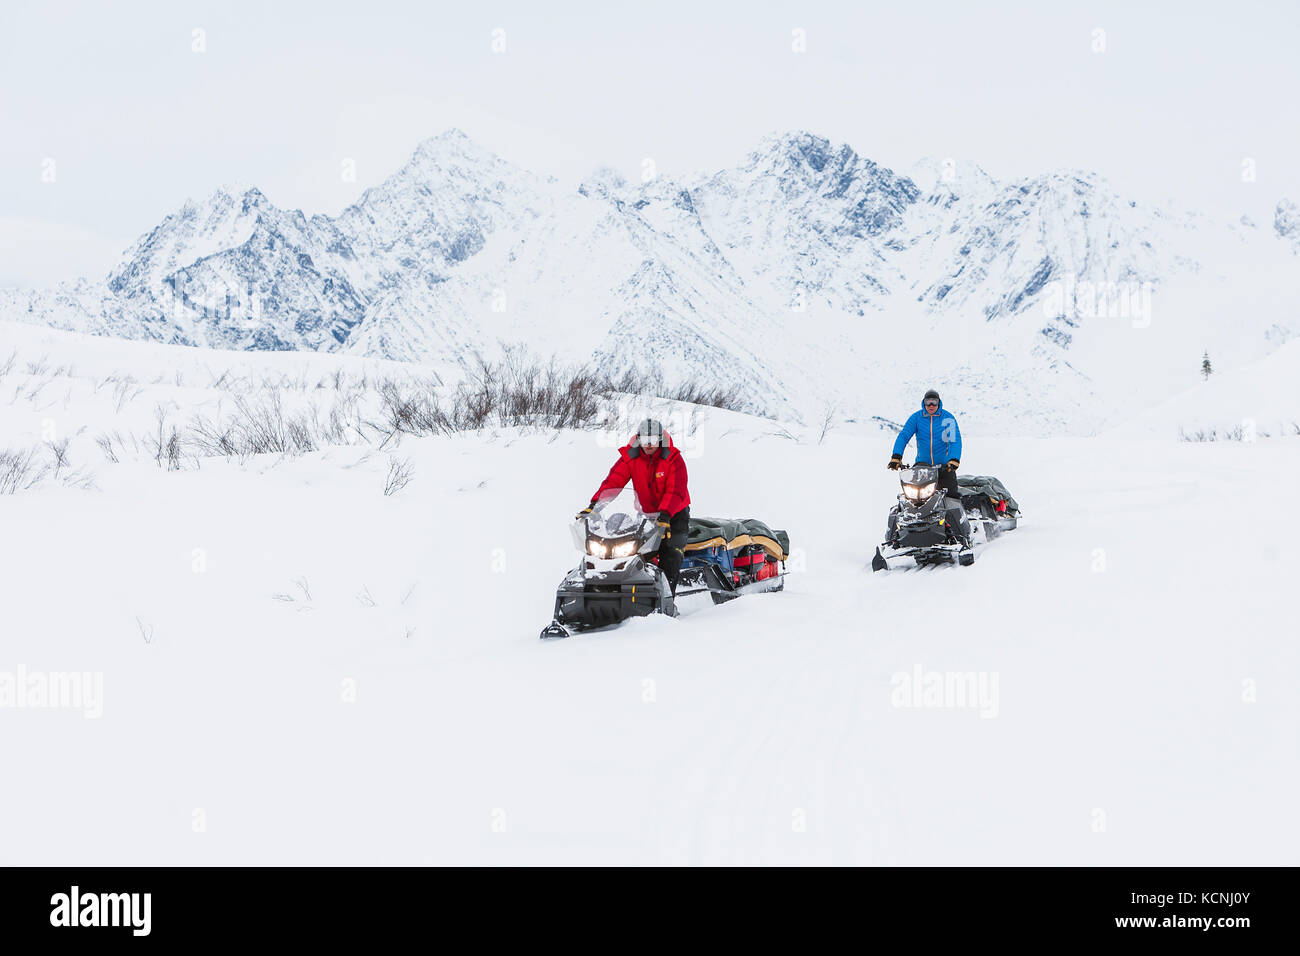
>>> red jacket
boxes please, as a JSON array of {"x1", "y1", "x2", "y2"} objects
[{"x1": 592, "y1": 433, "x2": 690, "y2": 517}]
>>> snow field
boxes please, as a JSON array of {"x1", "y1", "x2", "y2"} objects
[{"x1": 2, "y1": 348, "x2": 1295, "y2": 863}]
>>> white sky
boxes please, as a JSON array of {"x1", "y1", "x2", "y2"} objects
[{"x1": 2, "y1": 0, "x2": 1298, "y2": 285}]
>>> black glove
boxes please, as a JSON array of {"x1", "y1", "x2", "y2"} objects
[
  {"x1": 576, "y1": 504, "x2": 594, "y2": 520},
  {"x1": 945, "y1": 459, "x2": 959, "y2": 472},
  {"x1": 887, "y1": 455, "x2": 903, "y2": 471},
  {"x1": 655, "y1": 512, "x2": 672, "y2": 538}
]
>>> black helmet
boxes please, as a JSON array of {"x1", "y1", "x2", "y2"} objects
[{"x1": 922, "y1": 389, "x2": 941, "y2": 407}]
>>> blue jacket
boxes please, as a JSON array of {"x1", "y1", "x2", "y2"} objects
[{"x1": 892, "y1": 401, "x2": 962, "y2": 465}]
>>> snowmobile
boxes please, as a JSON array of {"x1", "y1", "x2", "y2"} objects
[
  {"x1": 540, "y1": 506, "x2": 675, "y2": 639},
  {"x1": 870, "y1": 465, "x2": 1018, "y2": 571},
  {"x1": 540, "y1": 504, "x2": 789, "y2": 639}
]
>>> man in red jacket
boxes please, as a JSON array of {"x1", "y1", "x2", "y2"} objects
[{"x1": 580, "y1": 418, "x2": 691, "y2": 594}]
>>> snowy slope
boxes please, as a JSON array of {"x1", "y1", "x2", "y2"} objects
[
  {"x1": 1, "y1": 327, "x2": 1296, "y2": 865},
  {"x1": 1109, "y1": 336, "x2": 1300, "y2": 441}
]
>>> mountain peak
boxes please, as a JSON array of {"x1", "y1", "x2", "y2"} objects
[
  {"x1": 218, "y1": 181, "x2": 262, "y2": 199},
  {"x1": 909, "y1": 156, "x2": 996, "y2": 197},
  {"x1": 407, "y1": 128, "x2": 496, "y2": 165},
  {"x1": 181, "y1": 183, "x2": 267, "y2": 214},
  {"x1": 743, "y1": 132, "x2": 917, "y2": 200},
  {"x1": 752, "y1": 131, "x2": 856, "y2": 173},
  {"x1": 578, "y1": 165, "x2": 629, "y2": 200}
]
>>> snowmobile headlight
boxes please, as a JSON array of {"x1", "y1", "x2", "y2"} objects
[
  {"x1": 919, "y1": 482, "x2": 936, "y2": 499},
  {"x1": 610, "y1": 540, "x2": 637, "y2": 558},
  {"x1": 587, "y1": 539, "x2": 608, "y2": 558},
  {"x1": 904, "y1": 484, "x2": 919, "y2": 499}
]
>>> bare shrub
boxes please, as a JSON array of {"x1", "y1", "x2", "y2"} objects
[
  {"x1": 0, "y1": 448, "x2": 47, "y2": 494},
  {"x1": 163, "y1": 430, "x2": 183, "y2": 470},
  {"x1": 149, "y1": 404, "x2": 184, "y2": 470},
  {"x1": 818, "y1": 403, "x2": 837, "y2": 445},
  {"x1": 384, "y1": 456, "x2": 414, "y2": 496},
  {"x1": 665, "y1": 380, "x2": 745, "y2": 411},
  {"x1": 47, "y1": 438, "x2": 71, "y2": 479},
  {"x1": 73, "y1": 349, "x2": 747, "y2": 479},
  {"x1": 234, "y1": 392, "x2": 319, "y2": 455},
  {"x1": 376, "y1": 378, "x2": 451, "y2": 439},
  {"x1": 372, "y1": 352, "x2": 744, "y2": 443},
  {"x1": 189, "y1": 392, "x2": 323, "y2": 458},
  {"x1": 95, "y1": 433, "x2": 120, "y2": 464},
  {"x1": 1178, "y1": 426, "x2": 1252, "y2": 442},
  {"x1": 112, "y1": 377, "x2": 141, "y2": 412},
  {"x1": 189, "y1": 413, "x2": 238, "y2": 458}
]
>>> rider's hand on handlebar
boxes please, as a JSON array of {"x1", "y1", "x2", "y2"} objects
[
  {"x1": 887, "y1": 455, "x2": 903, "y2": 471},
  {"x1": 945, "y1": 459, "x2": 959, "y2": 472},
  {"x1": 576, "y1": 504, "x2": 594, "y2": 520}
]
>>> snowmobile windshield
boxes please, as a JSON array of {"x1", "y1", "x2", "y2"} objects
[
  {"x1": 587, "y1": 490, "x2": 654, "y2": 537},
  {"x1": 579, "y1": 490, "x2": 659, "y2": 558},
  {"x1": 588, "y1": 509, "x2": 646, "y2": 538},
  {"x1": 901, "y1": 465, "x2": 938, "y2": 485},
  {"x1": 900, "y1": 465, "x2": 939, "y2": 503}
]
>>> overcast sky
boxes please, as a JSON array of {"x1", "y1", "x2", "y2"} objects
[{"x1": 3, "y1": 0, "x2": 1298, "y2": 285}]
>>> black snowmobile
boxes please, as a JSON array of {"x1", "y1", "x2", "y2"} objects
[
  {"x1": 540, "y1": 505, "x2": 789, "y2": 639},
  {"x1": 540, "y1": 507, "x2": 675, "y2": 639},
  {"x1": 870, "y1": 465, "x2": 1019, "y2": 571}
]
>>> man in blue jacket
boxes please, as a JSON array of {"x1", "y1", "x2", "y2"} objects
[{"x1": 888, "y1": 389, "x2": 962, "y2": 499}]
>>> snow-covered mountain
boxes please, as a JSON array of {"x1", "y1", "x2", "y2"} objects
[
  {"x1": 3, "y1": 130, "x2": 1297, "y2": 434},
  {"x1": 106, "y1": 185, "x2": 367, "y2": 350}
]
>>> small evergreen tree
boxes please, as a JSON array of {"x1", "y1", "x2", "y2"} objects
[{"x1": 1201, "y1": 351, "x2": 1212, "y2": 381}]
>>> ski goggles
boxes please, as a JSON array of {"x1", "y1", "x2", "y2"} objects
[
  {"x1": 637, "y1": 433, "x2": 662, "y2": 447},
  {"x1": 923, "y1": 400, "x2": 939, "y2": 408}
]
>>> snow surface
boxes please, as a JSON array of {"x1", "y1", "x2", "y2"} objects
[{"x1": 1, "y1": 324, "x2": 1296, "y2": 864}]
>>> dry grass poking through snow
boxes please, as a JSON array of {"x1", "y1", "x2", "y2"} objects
[{"x1": 0, "y1": 347, "x2": 747, "y2": 495}]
